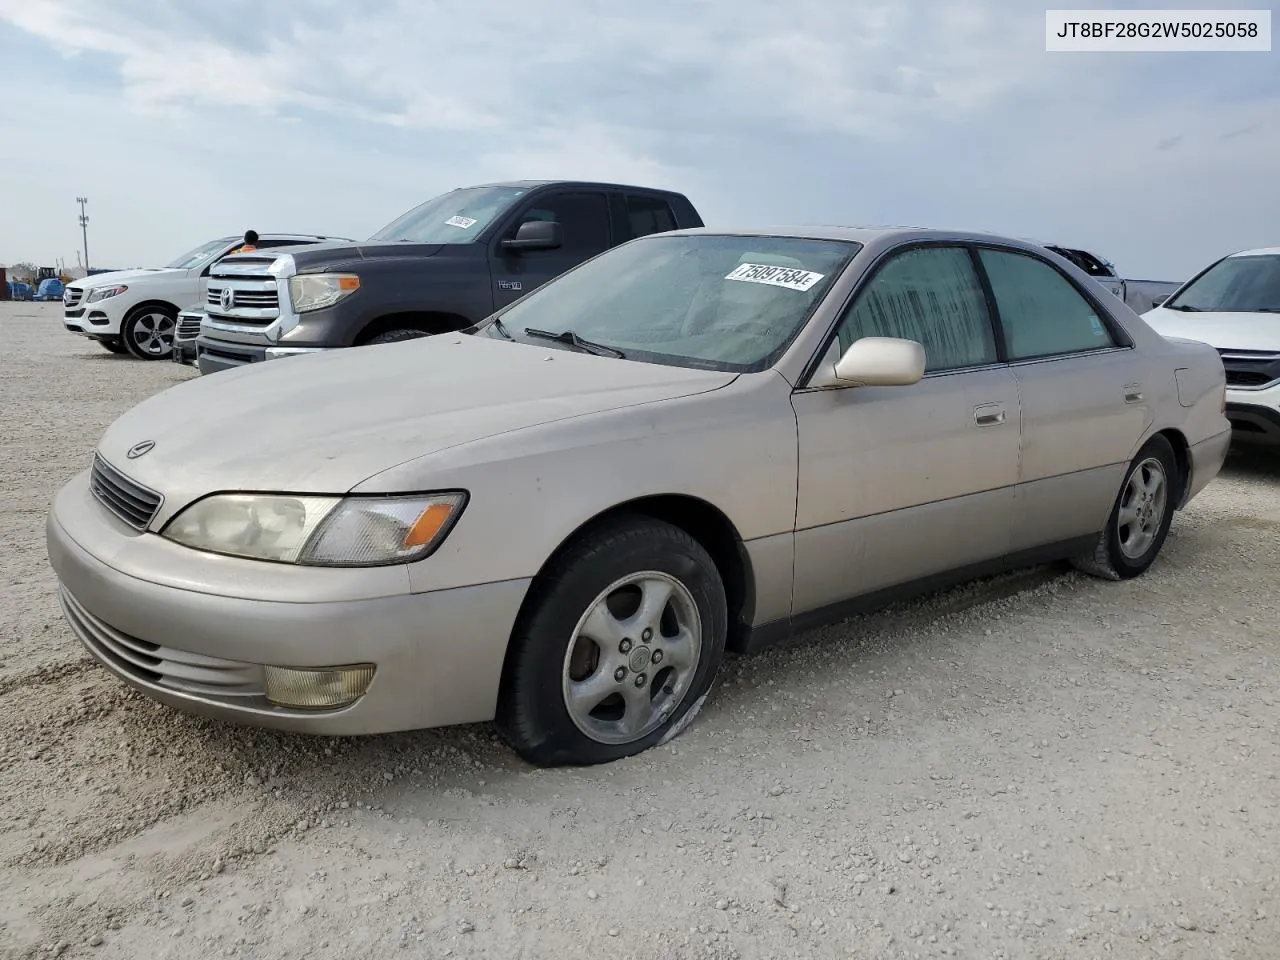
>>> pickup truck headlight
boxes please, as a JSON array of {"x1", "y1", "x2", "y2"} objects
[
  {"x1": 162, "y1": 492, "x2": 466, "y2": 565},
  {"x1": 288, "y1": 274, "x2": 360, "y2": 313},
  {"x1": 86, "y1": 285, "x2": 128, "y2": 302}
]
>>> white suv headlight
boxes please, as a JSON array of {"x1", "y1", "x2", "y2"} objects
[
  {"x1": 288, "y1": 274, "x2": 361, "y2": 313},
  {"x1": 86, "y1": 285, "x2": 128, "y2": 302},
  {"x1": 162, "y1": 492, "x2": 466, "y2": 565}
]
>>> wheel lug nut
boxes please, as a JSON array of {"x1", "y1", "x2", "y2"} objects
[
  {"x1": 614, "y1": 667, "x2": 627, "y2": 683},
  {"x1": 634, "y1": 673, "x2": 647, "y2": 688},
  {"x1": 641, "y1": 628, "x2": 653, "y2": 642},
  {"x1": 651, "y1": 649, "x2": 664, "y2": 664},
  {"x1": 619, "y1": 639, "x2": 632, "y2": 654}
]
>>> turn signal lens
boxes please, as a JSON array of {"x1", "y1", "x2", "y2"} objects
[{"x1": 263, "y1": 664, "x2": 375, "y2": 709}]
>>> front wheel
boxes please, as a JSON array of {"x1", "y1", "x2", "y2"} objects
[
  {"x1": 495, "y1": 517, "x2": 728, "y2": 767},
  {"x1": 364, "y1": 328, "x2": 430, "y2": 345},
  {"x1": 1072, "y1": 434, "x2": 1179, "y2": 581},
  {"x1": 123, "y1": 306, "x2": 177, "y2": 360}
]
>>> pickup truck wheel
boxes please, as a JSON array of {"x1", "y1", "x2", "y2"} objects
[
  {"x1": 495, "y1": 517, "x2": 728, "y2": 767},
  {"x1": 123, "y1": 306, "x2": 177, "y2": 360},
  {"x1": 364, "y1": 328, "x2": 430, "y2": 345},
  {"x1": 97, "y1": 337, "x2": 128, "y2": 354},
  {"x1": 1071, "y1": 434, "x2": 1179, "y2": 581}
]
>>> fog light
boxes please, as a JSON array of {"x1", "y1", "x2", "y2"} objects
[{"x1": 263, "y1": 664, "x2": 375, "y2": 709}]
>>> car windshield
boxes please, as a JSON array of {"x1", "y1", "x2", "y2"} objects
[
  {"x1": 482, "y1": 233, "x2": 860, "y2": 372},
  {"x1": 165, "y1": 238, "x2": 233, "y2": 270},
  {"x1": 1165, "y1": 253, "x2": 1280, "y2": 313},
  {"x1": 367, "y1": 185, "x2": 530, "y2": 245}
]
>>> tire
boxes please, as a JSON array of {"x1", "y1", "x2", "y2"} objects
[
  {"x1": 97, "y1": 337, "x2": 128, "y2": 355},
  {"x1": 364, "y1": 328, "x2": 430, "y2": 345},
  {"x1": 1071, "y1": 434, "x2": 1179, "y2": 581},
  {"x1": 495, "y1": 516, "x2": 728, "y2": 767},
  {"x1": 122, "y1": 306, "x2": 177, "y2": 360}
]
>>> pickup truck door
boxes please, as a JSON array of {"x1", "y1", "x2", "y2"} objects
[{"x1": 489, "y1": 190, "x2": 614, "y2": 310}]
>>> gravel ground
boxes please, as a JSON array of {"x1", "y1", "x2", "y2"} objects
[{"x1": 2, "y1": 301, "x2": 1279, "y2": 960}]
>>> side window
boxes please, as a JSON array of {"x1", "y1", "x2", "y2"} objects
[
  {"x1": 979, "y1": 249, "x2": 1117, "y2": 360},
  {"x1": 513, "y1": 192, "x2": 611, "y2": 256},
  {"x1": 835, "y1": 246, "x2": 997, "y2": 372},
  {"x1": 625, "y1": 195, "x2": 677, "y2": 240}
]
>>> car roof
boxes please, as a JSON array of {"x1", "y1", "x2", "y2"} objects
[
  {"x1": 657, "y1": 224, "x2": 1066, "y2": 252},
  {"x1": 212, "y1": 233, "x2": 352, "y2": 243},
  {"x1": 1227, "y1": 246, "x2": 1280, "y2": 258},
  {"x1": 456, "y1": 179, "x2": 688, "y2": 198}
]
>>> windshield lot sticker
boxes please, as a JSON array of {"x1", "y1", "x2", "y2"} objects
[
  {"x1": 725, "y1": 263, "x2": 825, "y2": 291},
  {"x1": 445, "y1": 215, "x2": 478, "y2": 229}
]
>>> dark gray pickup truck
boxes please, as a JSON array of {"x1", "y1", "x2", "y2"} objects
[{"x1": 195, "y1": 180, "x2": 703, "y2": 374}]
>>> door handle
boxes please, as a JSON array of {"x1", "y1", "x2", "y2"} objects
[
  {"x1": 973, "y1": 402, "x2": 1006, "y2": 426},
  {"x1": 1124, "y1": 382, "x2": 1144, "y2": 403}
]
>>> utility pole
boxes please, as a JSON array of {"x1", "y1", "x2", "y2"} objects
[{"x1": 76, "y1": 196, "x2": 89, "y2": 273}]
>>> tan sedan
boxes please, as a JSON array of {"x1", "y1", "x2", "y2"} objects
[{"x1": 46, "y1": 226, "x2": 1232, "y2": 766}]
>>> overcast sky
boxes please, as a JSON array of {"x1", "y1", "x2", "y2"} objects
[{"x1": 1, "y1": 0, "x2": 1276, "y2": 279}]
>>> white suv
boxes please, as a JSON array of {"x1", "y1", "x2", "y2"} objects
[
  {"x1": 62, "y1": 233, "x2": 344, "y2": 360},
  {"x1": 1143, "y1": 246, "x2": 1280, "y2": 446}
]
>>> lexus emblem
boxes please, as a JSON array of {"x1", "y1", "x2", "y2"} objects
[
  {"x1": 220, "y1": 287, "x2": 235, "y2": 311},
  {"x1": 126, "y1": 440, "x2": 155, "y2": 459}
]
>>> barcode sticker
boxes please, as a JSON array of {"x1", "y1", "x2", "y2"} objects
[{"x1": 725, "y1": 263, "x2": 825, "y2": 291}]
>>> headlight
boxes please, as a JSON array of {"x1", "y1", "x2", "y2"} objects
[
  {"x1": 86, "y1": 285, "x2": 128, "y2": 302},
  {"x1": 162, "y1": 492, "x2": 466, "y2": 565},
  {"x1": 288, "y1": 274, "x2": 360, "y2": 313}
]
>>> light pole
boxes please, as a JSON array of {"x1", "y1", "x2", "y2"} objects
[{"x1": 76, "y1": 196, "x2": 89, "y2": 273}]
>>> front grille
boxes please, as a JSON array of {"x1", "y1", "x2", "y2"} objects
[
  {"x1": 59, "y1": 587, "x2": 266, "y2": 700},
  {"x1": 206, "y1": 288, "x2": 279, "y2": 310},
  {"x1": 64, "y1": 308, "x2": 85, "y2": 319},
  {"x1": 64, "y1": 288, "x2": 85, "y2": 308},
  {"x1": 89, "y1": 454, "x2": 163, "y2": 530},
  {"x1": 1218, "y1": 349, "x2": 1280, "y2": 390},
  {"x1": 176, "y1": 314, "x2": 203, "y2": 339}
]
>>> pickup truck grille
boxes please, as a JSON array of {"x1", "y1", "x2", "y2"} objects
[
  {"x1": 206, "y1": 264, "x2": 281, "y2": 330},
  {"x1": 206, "y1": 288, "x2": 279, "y2": 310},
  {"x1": 1218, "y1": 349, "x2": 1280, "y2": 390},
  {"x1": 90, "y1": 454, "x2": 163, "y2": 530}
]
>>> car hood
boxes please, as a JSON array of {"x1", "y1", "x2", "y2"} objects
[
  {"x1": 70, "y1": 268, "x2": 185, "y2": 288},
  {"x1": 1143, "y1": 307, "x2": 1280, "y2": 351},
  {"x1": 96, "y1": 335, "x2": 737, "y2": 504}
]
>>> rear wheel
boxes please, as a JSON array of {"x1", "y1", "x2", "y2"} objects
[
  {"x1": 495, "y1": 517, "x2": 727, "y2": 767},
  {"x1": 123, "y1": 306, "x2": 177, "y2": 360},
  {"x1": 1072, "y1": 434, "x2": 1179, "y2": 581}
]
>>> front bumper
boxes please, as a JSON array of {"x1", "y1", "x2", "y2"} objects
[
  {"x1": 1224, "y1": 382, "x2": 1280, "y2": 446},
  {"x1": 63, "y1": 296, "x2": 127, "y2": 337},
  {"x1": 46, "y1": 472, "x2": 530, "y2": 735},
  {"x1": 195, "y1": 336, "x2": 331, "y2": 374}
]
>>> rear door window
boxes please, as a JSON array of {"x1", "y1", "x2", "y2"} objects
[{"x1": 624, "y1": 195, "x2": 678, "y2": 240}]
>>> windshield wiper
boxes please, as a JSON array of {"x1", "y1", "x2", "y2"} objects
[
  {"x1": 1164, "y1": 303, "x2": 1201, "y2": 311},
  {"x1": 523, "y1": 327, "x2": 625, "y2": 359},
  {"x1": 488, "y1": 316, "x2": 514, "y2": 339}
]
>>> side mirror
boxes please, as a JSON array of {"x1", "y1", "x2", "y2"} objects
[
  {"x1": 502, "y1": 219, "x2": 562, "y2": 251},
  {"x1": 810, "y1": 336, "x2": 926, "y2": 389}
]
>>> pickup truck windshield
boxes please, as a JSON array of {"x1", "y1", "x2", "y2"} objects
[
  {"x1": 367, "y1": 185, "x2": 529, "y2": 245},
  {"x1": 167, "y1": 238, "x2": 232, "y2": 270},
  {"x1": 485, "y1": 234, "x2": 860, "y2": 372},
  {"x1": 1165, "y1": 253, "x2": 1280, "y2": 313}
]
